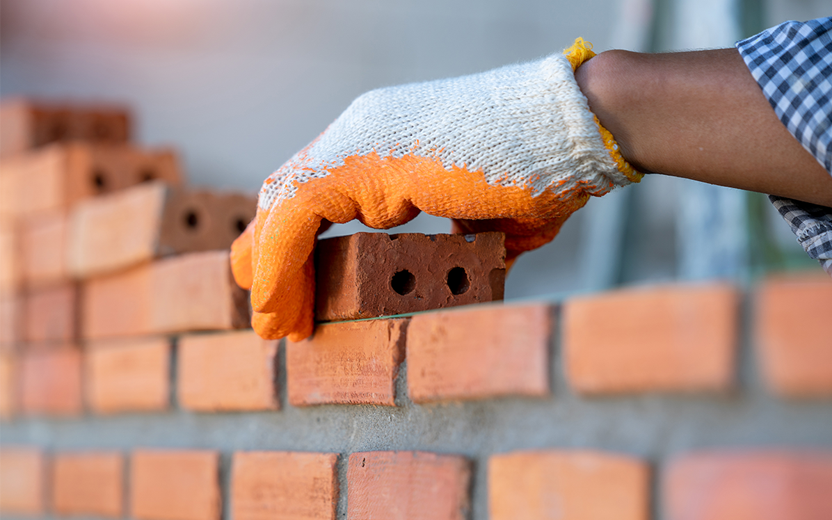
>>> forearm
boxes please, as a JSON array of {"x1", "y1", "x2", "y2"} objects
[{"x1": 575, "y1": 48, "x2": 832, "y2": 207}]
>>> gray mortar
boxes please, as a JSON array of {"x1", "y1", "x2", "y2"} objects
[{"x1": 3, "y1": 296, "x2": 832, "y2": 520}]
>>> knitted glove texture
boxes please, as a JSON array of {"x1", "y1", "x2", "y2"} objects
[{"x1": 232, "y1": 39, "x2": 641, "y2": 341}]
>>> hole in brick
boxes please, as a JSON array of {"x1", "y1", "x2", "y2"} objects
[
  {"x1": 138, "y1": 168, "x2": 156, "y2": 183},
  {"x1": 391, "y1": 270, "x2": 416, "y2": 295},
  {"x1": 183, "y1": 210, "x2": 200, "y2": 230},
  {"x1": 91, "y1": 170, "x2": 108, "y2": 192},
  {"x1": 464, "y1": 234, "x2": 476, "y2": 243},
  {"x1": 447, "y1": 267, "x2": 469, "y2": 295},
  {"x1": 233, "y1": 216, "x2": 247, "y2": 234}
]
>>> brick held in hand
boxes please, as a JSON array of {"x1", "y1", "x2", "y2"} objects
[
  {"x1": 0, "y1": 98, "x2": 130, "y2": 157},
  {"x1": 82, "y1": 250, "x2": 249, "y2": 340},
  {"x1": 69, "y1": 182, "x2": 257, "y2": 278},
  {"x1": 0, "y1": 142, "x2": 182, "y2": 219},
  {"x1": 315, "y1": 232, "x2": 506, "y2": 322}
]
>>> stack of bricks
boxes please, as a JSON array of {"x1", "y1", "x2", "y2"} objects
[{"x1": 2, "y1": 100, "x2": 832, "y2": 519}]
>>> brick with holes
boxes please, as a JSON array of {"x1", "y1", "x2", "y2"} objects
[
  {"x1": 315, "y1": 232, "x2": 505, "y2": 322},
  {"x1": 0, "y1": 99, "x2": 130, "y2": 157},
  {"x1": 69, "y1": 182, "x2": 256, "y2": 278},
  {"x1": 0, "y1": 142, "x2": 182, "y2": 219}
]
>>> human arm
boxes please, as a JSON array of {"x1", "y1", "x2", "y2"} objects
[{"x1": 574, "y1": 48, "x2": 832, "y2": 207}]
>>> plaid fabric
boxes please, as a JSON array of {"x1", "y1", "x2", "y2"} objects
[{"x1": 737, "y1": 18, "x2": 832, "y2": 275}]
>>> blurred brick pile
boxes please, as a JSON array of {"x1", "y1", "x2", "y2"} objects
[{"x1": 1, "y1": 99, "x2": 832, "y2": 520}]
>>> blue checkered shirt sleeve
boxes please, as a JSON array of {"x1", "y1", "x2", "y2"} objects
[{"x1": 736, "y1": 17, "x2": 832, "y2": 275}]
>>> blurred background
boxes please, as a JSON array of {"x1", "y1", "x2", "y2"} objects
[{"x1": 2, "y1": 0, "x2": 830, "y2": 298}]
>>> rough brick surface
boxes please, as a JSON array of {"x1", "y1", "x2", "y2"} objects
[
  {"x1": 315, "y1": 232, "x2": 505, "y2": 321},
  {"x1": 0, "y1": 447, "x2": 45, "y2": 515},
  {"x1": 20, "y1": 347, "x2": 82, "y2": 415},
  {"x1": 131, "y1": 450, "x2": 221, "y2": 520},
  {"x1": 0, "y1": 352, "x2": 16, "y2": 418},
  {"x1": 348, "y1": 451, "x2": 470, "y2": 520},
  {"x1": 23, "y1": 283, "x2": 77, "y2": 343},
  {"x1": 232, "y1": 451, "x2": 338, "y2": 520},
  {"x1": 489, "y1": 450, "x2": 649, "y2": 520},
  {"x1": 563, "y1": 283, "x2": 738, "y2": 394},
  {"x1": 52, "y1": 452, "x2": 124, "y2": 517},
  {"x1": 179, "y1": 331, "x2": 278, "y2": 412},
  {"x1": 82, "y1": 251, "x2": 249, "y2": 339},
  {"x1": 20, "y1": 211, "x2": 69, "y2": 287},
  {"x1": 85, "y1": 337, "x2": 170, "y2": 414},
  {"x1": 286, "y1": 319, "x2": 407, "y2": 406},
  {"x1": 666, "y1": 451, "x2": 832, "y2": 520},
  {"x1": 0, "y1": 99, "x2": 130, "y2": 157},
  {"x1": 0, "y1": 143, "x2": 181, "y2": 218},
  {"x1": 68, "y1": 183, "x2": 256, "y2": 278},
  {"x1": 407, "y1": 303, "x2": 550, "y2": 402},
  {"x1": 756, "y1": 275, "x2": 832, "y2": 396}
]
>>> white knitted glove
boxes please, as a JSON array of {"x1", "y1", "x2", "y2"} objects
[{"x1": 232, "y1": 39, "x2": 641, "y2": 340}]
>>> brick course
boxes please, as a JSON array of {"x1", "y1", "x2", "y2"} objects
[
  {"x1": 407, "y1": 303, "x2": 550, "y2": 403},
  {"x1": 52, "y1": 452, "x2": 124, "y2": 517},
  {"x1": 347, "y1": 451, "x2": 471, "y2": 520},
  {"x1": 755, "y1": 275, "x2": 832, "y2": 396},
  {"x1": 178, "y1": 330, "x2": 278, "y2": 412},
  {"x1": 130, "y1": 450, "x2": 221, "y2": 520},
  {"x1": 232, "y1": 451, "x2": 338, "y2": 520},
  {"x1": 489, "y1": 450, "x2": 649, "y2": 520},
  {"x1": 85, "y1": 337, "x2": 170, "y2": 414},
  {"x1": 563, "y1": 283, "x2": 738, "y2": 394},
  {"x1": 286, "y1": 319, "x2": 407, "y2": 406},
  {"x1": 20, "y1": 211, "x2": 69, "y2": 287},
  {"x1": 23, "y1": 283, "x2": 77, "y2": 343}
]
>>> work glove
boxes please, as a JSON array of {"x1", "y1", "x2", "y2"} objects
[{"x1": 232, "y1": 39, "x2": 641, "y2": 341}]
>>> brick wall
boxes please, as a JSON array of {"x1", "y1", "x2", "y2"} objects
[{"x1": 2, "y1": 101, "x2": 832, "y2": 519}]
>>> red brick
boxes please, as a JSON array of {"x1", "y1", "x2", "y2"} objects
[
  {"x1": 563, "y1": 283, "x2": 738, "y2": 394},
  {"x1": 178, "y1": 330, "x2": 278, "y2": 412},
  {"x1": 82, "y1": 251, "x2": 249, "y2": 340},
  {"x1": 489, "y1": 450, "x2": 649, "y2": 520},
  {"x1": 665, "y1": 450, "x2": 832, "y2": 520},
  {"x1": 347, "y1": 451, "x2": 471, "y2": 520},
  {"x1": 130, "y1": 450, "x2": 221, "y2": 520},
  {"x1": 0, "y1": 352, "x2": 17, "y2": 418},
  {"x1": 85, "y1": 337, "x2": 170, "y2": 414},
  {"x1": 755, "y1": 275, "x2": 832, "y2": 396},
  {"x1": 20, "y1": 211, "x2": 69, "y2": 287},
  {"x1": 232, "y1": 451, "x2": 338, "y2": 520},
  {"x1": 0, "y1": 447, "x2": 45, "y2": 515},
  {"x1": 23, "y1": 283, "x2": 77, "y2": 343},
  {"x1": 286, "y1": 319, "x2": 407, "y2": 406},
  {"x1": 52, "y1": 452, "x2": 124, "y2": 517},
  {"x1": 315, "y1": 232, "x2": 505, "y2": 322},
  {"x1": 407, "y1": 303, "x2": 550, "y2": 403},
  {"x1": 68, "y1": 184, "x2": 256, "y2": 278},
  {"x1": 0, "y1": 218, "x2": 20, "y2": 294},
  {"x1": 20, "y1": 347, "x2": 82, "y2": 416},
  {"x1": 0, "y1": 99, "x2": 130, "y2": 157},
  {"x1": 0, "y1": 143, "x2": 181, "y2": 219},
  {"x1": 0, "y1": 294, "x2": 21, "y2": 347}
]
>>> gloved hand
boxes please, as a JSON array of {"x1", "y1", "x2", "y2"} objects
[{"x1": 232, "y1": 39, "x2": 641, "y2": 341}]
